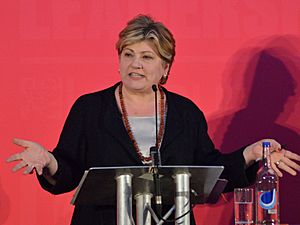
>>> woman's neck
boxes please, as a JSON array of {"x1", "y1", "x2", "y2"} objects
[{"x1": 115, "y1": 84, "x2": 164, "y2": 116}]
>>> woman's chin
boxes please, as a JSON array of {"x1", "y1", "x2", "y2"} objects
[{"x1": 122, "y1": 80, "x2": 149, "y2": 91}]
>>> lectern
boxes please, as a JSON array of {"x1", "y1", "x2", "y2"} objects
[{"x1": 71, "y1": 165, "x2": 224, "y2": 225}]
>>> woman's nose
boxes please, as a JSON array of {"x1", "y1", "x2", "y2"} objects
[{"x1": 131, "y1": 57, "x2": 143, "y2": 69}]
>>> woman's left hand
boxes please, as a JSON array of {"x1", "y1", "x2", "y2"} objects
[
  {"x1": 243, "y1": 139, "x2": 300, "y2": 177},
  {"x1": 270, "y1": 147, "x2": 300, "y2": 177}
]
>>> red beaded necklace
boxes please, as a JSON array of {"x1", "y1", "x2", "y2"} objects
[{"x1": 118, "y1": 82, "x2": 166, "y2": 162}]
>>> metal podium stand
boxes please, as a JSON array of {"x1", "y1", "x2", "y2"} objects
[{"x1": 71, "y1": 165, "x2": 224, "y2": 225}]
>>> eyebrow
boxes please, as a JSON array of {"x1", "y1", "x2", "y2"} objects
[{"x1": 123, "y1": 48, "x2": 155, "y2": 55}]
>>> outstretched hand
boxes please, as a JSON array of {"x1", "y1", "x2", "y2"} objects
[
  {"x1": 6, "y1": 138, "x2": 52, "y2": 175},
  {"x1": 244, "y1": 139, "x2": 300, "y2": 177},
  {"x1": 270, "y1": 148, "x2": 300, "y2": 177}
]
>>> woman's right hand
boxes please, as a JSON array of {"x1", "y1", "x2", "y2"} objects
[{"x1": 6, "y1": 138, "x2": 57, "y2": 176}]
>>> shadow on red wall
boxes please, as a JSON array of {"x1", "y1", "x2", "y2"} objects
[{"x1": 195, "y1": 36, "x2": 300, "y2": 225}]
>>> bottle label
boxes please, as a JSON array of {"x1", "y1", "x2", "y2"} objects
[{"x1": 259, "y1": 189, "x2": 277, "y2": 210}]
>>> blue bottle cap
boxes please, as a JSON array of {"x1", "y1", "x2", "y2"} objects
[{"x1": 262, "y1": 141, "x2": 271, "y2": 147}]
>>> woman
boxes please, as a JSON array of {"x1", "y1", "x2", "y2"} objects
[{"x1": 7, "y1": 15, "x2": 300, "y2": 225}]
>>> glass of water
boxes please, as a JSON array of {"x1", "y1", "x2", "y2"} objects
[{"x1": 234, "y1": 188, "x2": 254, "y2": 225}]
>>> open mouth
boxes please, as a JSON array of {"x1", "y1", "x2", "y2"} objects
[{"x1": 129, "y1": 72, "x2": 145, "y2": 78}]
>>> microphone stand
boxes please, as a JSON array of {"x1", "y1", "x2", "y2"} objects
[{"x1": 150, "y1": 84, "x2": 162, "y2": 217}]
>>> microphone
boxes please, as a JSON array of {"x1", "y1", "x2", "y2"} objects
[
  {"x1": 151, "y1": 84, "x2": 162, "y2": 217},
  {"x1": 151, "y1": 84, "x2": 161, "y2": 165},
  {"x1": 151, "y1": 84, "x2": 162, "y2": 165},
  {"x1": 152, "y1": 84, "x2": 158, "y2": 145},
  {"x1": 152, "y1": 84, "x2": 158, "y2": 92}
]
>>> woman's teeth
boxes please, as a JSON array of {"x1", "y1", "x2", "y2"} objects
[{"x1": 129, "y1": 72, "x2": 144, "y2": 77}]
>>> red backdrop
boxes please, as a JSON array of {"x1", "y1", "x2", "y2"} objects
[{"x1": 1, "y1": 1, "x2": 300, "y2": 224}]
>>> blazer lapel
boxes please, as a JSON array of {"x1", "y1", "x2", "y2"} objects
[{"x1": 160, "y1": 90, "x2": 184, "y2": 158}]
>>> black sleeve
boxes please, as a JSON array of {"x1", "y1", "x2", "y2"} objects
[
  {"x1": 194, "y1": 110, "x2": 259, "y2": 192},
  {"x1": 37, "y1": 96, "x2": 88, "y2": 195}
]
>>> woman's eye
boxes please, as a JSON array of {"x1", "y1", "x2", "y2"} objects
[
  {"x1": 143, "y1": 55, "x2": 153, "y2": 60},
  {"x1": 124, "y1": 52, "x2": 133, "y2": 57}
]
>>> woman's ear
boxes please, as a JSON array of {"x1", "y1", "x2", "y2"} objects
[{"x1": 164, "y1": 63, "x2": 170, "y2": 75}]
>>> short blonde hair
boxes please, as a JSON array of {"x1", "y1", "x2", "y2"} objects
[{"x1": 116, "y1": 14, "x2": 176, "y2": 84}]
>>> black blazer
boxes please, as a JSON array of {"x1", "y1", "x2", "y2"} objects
[{"x1": 39, "y1": 83, "x2": 258, "y2": 225}]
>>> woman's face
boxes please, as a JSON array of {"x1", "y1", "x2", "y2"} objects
[{"x1": 119, "y1": 41, "x2": 169, "y2": 93}]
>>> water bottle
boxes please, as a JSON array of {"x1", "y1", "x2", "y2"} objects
[{"x1": 255, "y1": 141, "x2": 280, "y2": 224}]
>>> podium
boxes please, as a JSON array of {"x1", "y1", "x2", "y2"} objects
[{"x1": 71, "y1": 165, "x2": 224, "y2": 225}]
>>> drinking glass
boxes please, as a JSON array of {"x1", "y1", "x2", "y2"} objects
[{"x1": 234, "y1": 188, "x2": 254, "y2": 225}]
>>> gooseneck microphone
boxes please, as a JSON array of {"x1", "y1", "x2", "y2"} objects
[
  {"x1": 152, "y1": 84, "x2": 158, "y2": 148},
  {"x1": 150, "y1": 84, "x2": 162, "y2": 217},
  {"x1": 151, "y1": 84, "x2": 162, "y2": 165}
]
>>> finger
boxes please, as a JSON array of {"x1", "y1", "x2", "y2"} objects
[
  {"x1": 271, "y1": 162, "x2": 283, "y2": 177},
  {"x1": 35, "y1": 164, "x2": 44, "y2": 175},
  {"x1": 283, "y1": 150, "x2": 300, "y2": 162},
  {"x1": 6, "y1": 153, "x2": 22, "y2": 162},
  {"x1": 13, "y1": 138, "x2": 31, "y2": 148},
  {"x1": 278, "y1": 162, "x2": 297, "y2": 176},
  {"x1": 281, "y1": 157, "x2": 300, "y2": 172},
  {"x1": 268, "y1": 139, "x2": 281, "y2": 152},
  {"x1": 12, "y1": 161, "x2": 27, "y2": 172},
  {"x1": 23, "y1": 164, "x2": 34, "y2": 175}
]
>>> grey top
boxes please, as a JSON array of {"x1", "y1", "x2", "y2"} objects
[{"x1": 128, "y1": 116, "x2": 160, "y2": 163}]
